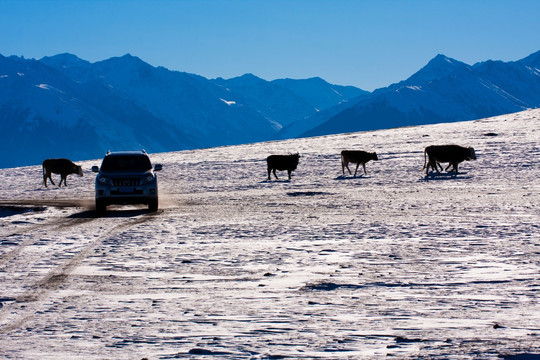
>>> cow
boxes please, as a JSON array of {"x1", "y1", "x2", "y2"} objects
[
  {"x1": 42, "y1": 158, "x2": 83, "y2": 187},
  {"x1": 341, "y1": 150, "x2": 378, "y2": 177},
  {"x1": 267, "y1": 153, "x2": 300, "y2": 180},
  {"x1": 423, "y1": 145, "x2": 476, "y2": 176}
]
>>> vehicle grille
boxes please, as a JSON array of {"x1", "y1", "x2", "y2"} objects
[
  {"x1": 111, "y1": 189, "x2": 144, "y2": 195},
  {"x1": 112, "y1": 178, "x2": 141, "y2": 187}
]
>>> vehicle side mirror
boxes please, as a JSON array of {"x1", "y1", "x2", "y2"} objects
[
  {"x1": 91, "y1": 166, "x2": 99, "y2": 173},
  {"x1": 154, "y1": 164, "x2": 162, "y2": 171}
]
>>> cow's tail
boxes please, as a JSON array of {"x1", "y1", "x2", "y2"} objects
[
  {"x1": 422, "y1": 149, "x2": 427, "y2": 172},
  {"x1": 42, "y1": 162, "x2": 47, "y2": 186}
]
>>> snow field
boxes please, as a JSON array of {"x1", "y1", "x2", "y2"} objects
[{"x1": 0, "y1": 109, "x2": 539, "y2": 359}]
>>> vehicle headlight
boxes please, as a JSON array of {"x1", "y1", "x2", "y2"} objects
[{"x1": 142, "y1": 175, "x2": 155, "y2": 184}]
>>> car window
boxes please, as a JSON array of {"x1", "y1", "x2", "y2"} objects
[{"x1": 100, "y1": 155, "x2": 152, "y2": 172}]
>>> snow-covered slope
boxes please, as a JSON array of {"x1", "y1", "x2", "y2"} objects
[{"x1": 1, "y1": 109, "x2": 539, "y2": 359}]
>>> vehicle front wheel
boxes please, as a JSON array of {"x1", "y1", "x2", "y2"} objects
[
  {"x1": 96, "y1": 199, "x2": 107, "y2": 214},
  {"x1": 148, "y1": 199, "x2": 158, "y2": 212}
]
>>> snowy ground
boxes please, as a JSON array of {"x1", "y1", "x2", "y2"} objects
[{"x1": 0, "y1": 109, "x2": 539, "y2": 359}]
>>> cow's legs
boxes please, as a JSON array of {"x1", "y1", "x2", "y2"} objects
[
  {"x1": 59, "y1": 175, "x2": 67, "y2": 187},
  {"x1": 342, "y1": 161, "x2": 352, "y2": 175},
  {"x1": 426, "y1": 159, "x2": 439, "y2": 175},
  {"x1": 444, "y1": 162, "x2": 459, "y2": 174},
  {"x1": 353, "y1": 163, "x2": 360, "y2": 177},
  {"x1": 48, "y1": 174, "x2": 55, "y2": 186},
  {"x1": 425, "y1": 157, "x2": 432, "y2": 175},
  {"x1": 362, "y1": 163, "x2": 367, "y2": 175},
  {"x1": 43, "y1": 171, "x2": 48, "y2": 187},
  {"x1": 273, "y1": 169, "x2": 279, "y2": 180}
]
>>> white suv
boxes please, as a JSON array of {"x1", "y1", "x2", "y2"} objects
[{"x1": 92, "y1": 151, "x2": 162, "y2": 213}]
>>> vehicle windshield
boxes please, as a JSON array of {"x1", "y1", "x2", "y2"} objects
[{"x1": 100, "y1": 155, "x2": 152, "y2": 172}]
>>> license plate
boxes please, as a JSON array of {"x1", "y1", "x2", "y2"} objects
[{"x1": 119, "y1": 187, "x2": 134, "y2": 193}]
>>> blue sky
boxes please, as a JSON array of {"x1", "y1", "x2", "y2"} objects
[{"x1": 1, "y1": 0, "x2": 539, "y2": 91}]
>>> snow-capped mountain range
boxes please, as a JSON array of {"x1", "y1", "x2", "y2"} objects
[
  {"x1": 0, "y1": 53, "x2": 365, "y2": 168},
  {"x1": 1, "y1": 50, "x2": 539, "y2": 168},
  {"x1": 303, "y1": 51, "x2": 540, "y2": 137}
]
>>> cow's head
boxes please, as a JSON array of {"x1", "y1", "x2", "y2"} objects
[
  {"x1": 467, "y1": 147, "x2": 477, "y2": 160},
  {"x1": 75, "y1": 165, "x2": 83, "y2": 176},
  {"x1": 372, "y1": 152, "x2": 379, "y2": 161}
]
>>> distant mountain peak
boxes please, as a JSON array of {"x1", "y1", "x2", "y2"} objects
[
  {"x1": 281, "y1": 76, "x2": 328, "y2": 84},
  {"x1": 49, "y1": 52, "x2": 82, "y2": 61},
  {"x1": 237, "y1": 73, "x2": 265, "y2": 81},
  {"x1": 403, "y1": 53, "x2": 468, "y2": 86},
  {"x1": 119, "y1": 53, "x2": 137, "y2": 60},
  {"x1": 422, "y1": 53, "x2": 464, "y2": 70},
  {"x1": 216, "y1": 73, "x2": 268, "y2": 86},
  {"x1": 519, "y1": 49, "x2": 540, "y2": 68},
  {"x1": 431, "y1": 53, "x2": 454, "y2": 63},
  {"x1": 101, "y1": 53, "x2": 148, "y2": 68},
  {"x1": 40, "y1": 53, "x2": 90, "y2": 68}
]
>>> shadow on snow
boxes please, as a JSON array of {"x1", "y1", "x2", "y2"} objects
[
  {"x1": 69, "y1": 207, "x2": 159, "y2": 219},
  {"x1": 334, "y1": 174, "x2": 370, "y2": 181},
  {"x1": 419, "y1": 171, "x2": 473, "y2": 181}
]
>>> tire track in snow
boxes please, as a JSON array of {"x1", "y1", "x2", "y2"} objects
[
  {"x1": 0, "y1": 217, "x2": 97, "y2": 268},
  {"x1": 0, "y1": 199, "x2": 94, "y2": 237},
  {"x1": 0, "y1": 210, "x2": 161, "y2": 334},
  {"x1": 0, "y1": 199, "x2": 96, "y2": 267}
]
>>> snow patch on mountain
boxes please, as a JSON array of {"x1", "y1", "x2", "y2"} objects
[{"x1": 220, "y1": 98, "x2": 236, "y2": 106}]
